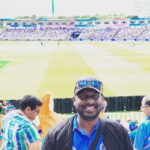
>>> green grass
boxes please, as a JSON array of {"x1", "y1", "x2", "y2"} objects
[
  {"x1": 102, "y1": 43, "x2": 150, "y2": 72},
  {"x1": 37, "y1": 46, "x2": 96, "y2": 98},
  {"x1": 0, "y1": 41, "x2": 150, "y2": 99},
  {"x1": 0, "y1": 61, "x2": 9, "y2": 68},
  {"x1": 90, "y1": 42, "x2": 150, "y2": 96}
]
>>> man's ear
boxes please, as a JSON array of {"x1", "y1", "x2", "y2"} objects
[
  {"x1": 23, "y1": 106, "x2": 31, "y2": 115},
  {"x1": 72, "y1": 96, "x2": 76, "y2": 104},
  {"x1": 25, "y1": 106, "x2": 31, "y2": 112}
]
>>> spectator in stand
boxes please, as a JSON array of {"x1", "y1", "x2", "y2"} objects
[
  {"x1": 1, "y1": 95, "x2": 42, "y2": 150},
  {"x1": 0, "y1": 100, "x2": 16, "y2": 114},
  {"x1": 42, "y1": 76, "x2": 133, "y2": 150},
  {"x1": 134, "y1": 95, "x2": 150, "y2": 150},
  {"x1": 0, "y1": 102, "x2": 5, "y2": 114},
  {"x1": 99, "y1": 99, "x2": 109, "y2": 119},
  {"x1": 128, "y1": 121, "x2": 138, "y2": 144},
  {"x1": 0, "y1": 100, "x2": 16, "y2": 145},
  {"x1": 0, "y1": 26, "x2": 149, "y2": 41}
]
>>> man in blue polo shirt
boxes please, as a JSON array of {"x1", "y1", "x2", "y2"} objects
[
  {"x1": 42, "y1": 76, "x2": 133, "y2": 150},
  {"x1": 72, "y1": 79, "x2": 105, "y2": 150},
  {"x1": 134, "y1": 95, "x2": 150, "y2": 150},
  {"x1": 72, "y1": 113, "x2": 105, "y2": 150}
]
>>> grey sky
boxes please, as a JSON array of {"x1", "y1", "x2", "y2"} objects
[{"x1": 0, "y1": 0, "x2": 136, "y2": 17}]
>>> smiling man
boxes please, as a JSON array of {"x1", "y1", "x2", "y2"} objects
[{"x1": 42, "y1": 76, "x2": 133, "y2": 150}]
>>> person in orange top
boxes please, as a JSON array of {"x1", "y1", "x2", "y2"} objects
[{"x1": 39, "y1": 92, "x2": 64, "y2": 137}]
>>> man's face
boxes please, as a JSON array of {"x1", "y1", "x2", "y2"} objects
[
  {"x1": 24, "y1": 106, "x2": 41, "y2": 121},
  {"x1": 73, "y1": 88, "x2": 103, "y2": 121},
  {"x1": 141, "y1": 101, "x2": 150, "y2": 117}
]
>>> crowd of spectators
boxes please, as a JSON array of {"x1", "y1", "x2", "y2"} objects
[
  {"x1": 0, "y1": 26, "x2": 150, "y2": 41},
  {"x1": 0, "y1": 94, "x2": 150, "y2": 149},
  {"x1": 77, "y1": 26, "x2": 150, "y2": 41},
  {"x1": 0, "y1": 28, "x2": 74, "y2": 41}
]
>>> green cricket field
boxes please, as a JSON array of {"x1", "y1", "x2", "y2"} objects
[{"x1": 0, "y1": 41, "x2": 150, "y2": 99}]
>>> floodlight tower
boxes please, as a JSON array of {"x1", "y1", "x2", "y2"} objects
[{"x1": 52, "y1": 0, "x2": 55, "y2": 17}]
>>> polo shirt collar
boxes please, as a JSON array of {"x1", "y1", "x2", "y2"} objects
[
  {"x1": 73, "y1": 115, "x2": 100, "y2": 133},
  {"x1": 146, "y1": 116, "x2": 150, "y2": 120}
]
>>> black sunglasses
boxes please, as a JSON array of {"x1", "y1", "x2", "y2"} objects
[{"x1": 77, "y1": 93, "x2": 101, "y2": 100}]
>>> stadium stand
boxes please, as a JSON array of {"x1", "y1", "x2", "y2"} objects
[{"x1": 0, "y1": 18, "x2": 150, "y2": 41}]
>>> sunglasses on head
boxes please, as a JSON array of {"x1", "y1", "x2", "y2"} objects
[{"x1": 77, "y1": 80, "x2": 103, "y2": 91}]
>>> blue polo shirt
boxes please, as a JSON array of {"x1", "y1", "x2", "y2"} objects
[
  {"x1": 134, "y1": 116, "x2": 150, "y2": 150},
  {"x1": 72, "y1": 116, "x2": 105, "y2": 150}
]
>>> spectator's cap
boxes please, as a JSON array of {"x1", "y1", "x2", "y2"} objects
[
  {"x1": 74, "y1": 76, "x2": 103, "y2": 95},
  {"x1": 129, "y1": 121, "x2": 137, "y2": 131}
]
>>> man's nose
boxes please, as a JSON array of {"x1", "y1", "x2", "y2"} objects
[{"x1": 85, "y1": 96, "x2": 95, "y2": 103}]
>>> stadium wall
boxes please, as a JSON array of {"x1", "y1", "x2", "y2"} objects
[
  {"x1": 0, "y1": 96, "x2": 143, "y2": 114},
  {"x1": 54, "y1": 95, "x2": 143, "y2": 114}
]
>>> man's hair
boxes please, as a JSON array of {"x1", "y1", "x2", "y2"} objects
[
  {"x1": 142, "y1": 95, "x2": 150, "y2": 106},
  {"x1": 20, "y1": 95, "x2": 42, "y2": 111}
]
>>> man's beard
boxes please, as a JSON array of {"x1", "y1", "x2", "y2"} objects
[
  {"x1": 76, "y1": 105, "x2": 101, "y2": 121},
  {"x1": 78, "y1": 111, "x2": 100, "y2": 121}
]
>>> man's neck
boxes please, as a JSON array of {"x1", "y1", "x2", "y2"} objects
[
  {"x1": 77, "y1": 116, "x2": 99, "y2": 135},
  {"x1": 19, "y1": 110, "x2": 33, "y2": 122}
]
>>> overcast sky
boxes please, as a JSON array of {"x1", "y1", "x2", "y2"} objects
[{"x1": 0, "y1": 0, "x2": 136, "y2": 17}]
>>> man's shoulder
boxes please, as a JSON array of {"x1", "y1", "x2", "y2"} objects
[
  {"x1": 48, "y1": 116, "x2": 74, "y2": 134},
  {"x1": 138, "y1": 120, "x2": 150, "y2": 132},
  {"x1": 2, "y1": 110, "x2": 31, "y2": 125},
  {"x1": 104, "y1": 119, "x2": 127, "y2": 132},
  {"x1": 103, "y1": 119, "x2": 133, "y2": 150},
  {"x1": 143, "y1": 119, "x2": 150, "y2": 126},
  {"x1": 2, "y1": 110, "x2": 18, "y2": 120}
]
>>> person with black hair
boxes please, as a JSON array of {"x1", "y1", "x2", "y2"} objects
[
  {"x1": 1, "y1": 95, "x2": 42, "y2": 150},
  {"x1": 42, "y1": 76, "x2": 133, "y2": 150}
]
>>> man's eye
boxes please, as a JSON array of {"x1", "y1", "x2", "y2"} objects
[
  {"x1": 93, "y1": 95, "x2": 100, "y2": 99},
  {"x1": 79, "y1": 95, "x2": 87, "y2": 99},
  {"x1": 78, "y1": 94, "x2": 100, "y2": 100}
]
